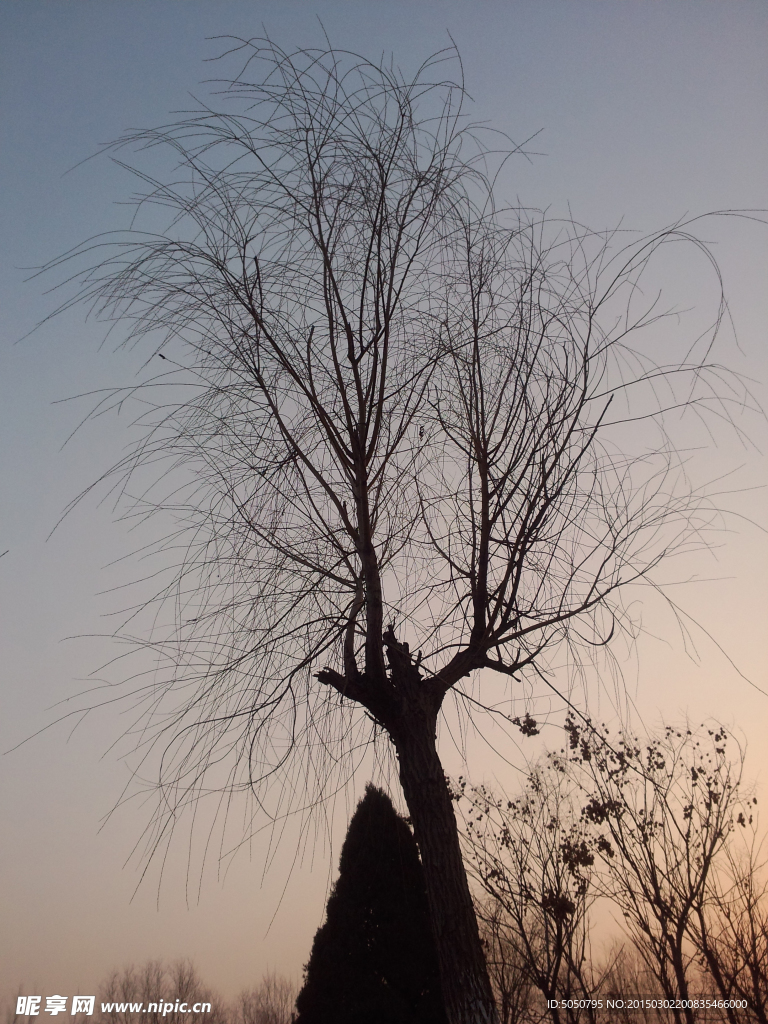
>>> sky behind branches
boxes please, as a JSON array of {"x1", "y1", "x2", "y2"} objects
[{"x1": 1, "y1": 0, "x2": 767, "y2": 1005}]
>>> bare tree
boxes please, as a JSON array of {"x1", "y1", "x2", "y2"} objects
[
  {"x1": 3, "y1": 960, "x2": 294, "y2": 1024},
  {"x1": 597, "y1": 945, "x2": 667, "y2": 1024},
  {"x1": 41, "y1": 37, "x2": 752, "y2": 1024},
  {"x1": 476, "y1": 902, "x2": 535, "y2": 1024},
  {"x1": 233, "y1": 973, "x2": 297, "y2": 1024},
  {"x1": 96, "y1": 960, "x2": 227, "y2": 1024},
  {"x1": 460, "y1": 768, "x2": 605, "y2": 1024},
  {"x1": 558, "y1": 720, "x2": 747, "y2": 1024},
  {"x1": 696, "y1": 818, "x2": 767, "y2": 1023}
]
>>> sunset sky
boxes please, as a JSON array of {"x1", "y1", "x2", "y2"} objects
[{"x1": 2, "y1": 0, "x2": 767, "y2": 1008}]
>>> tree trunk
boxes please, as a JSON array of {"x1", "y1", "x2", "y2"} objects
[
  {"x1": 393, "y1": 708, "x2": 498, "y2": 1024},
  {"x1": 669, "y1": 939, "x2": 694, "y2": 1024},
  {"x1": 693, "y1": 907, "x2": 741, "y2": 1024}
]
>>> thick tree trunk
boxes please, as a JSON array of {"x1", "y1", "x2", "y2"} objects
[{"x1": 393, "y1": 709, "x2": 498, "y2": 1024}]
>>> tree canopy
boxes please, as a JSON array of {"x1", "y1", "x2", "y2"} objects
[{"x1": 42, "y1": 37, "x2": 756, "y2": 1023}]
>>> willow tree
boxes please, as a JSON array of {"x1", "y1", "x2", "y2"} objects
[{"x1": 44, "y1": 38, "x2": 746, "y2": 1024}]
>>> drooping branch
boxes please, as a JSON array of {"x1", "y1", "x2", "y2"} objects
[{"x1": 36, "y1": 35, "x2": 761, "y2": 1024}]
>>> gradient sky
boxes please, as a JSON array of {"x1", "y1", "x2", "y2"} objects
[{"x1": 2, "y1": 0, "x2": 767, "y2": 1008}]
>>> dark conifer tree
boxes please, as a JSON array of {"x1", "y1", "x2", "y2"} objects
[{"x1": 294, "y1": 785, "x2": 448, "y2": 1024}]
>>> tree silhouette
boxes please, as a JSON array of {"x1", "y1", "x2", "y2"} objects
[
  {"x1": 461, "y1": 723, "x2": 760, "y2": 1024},
  {"x1": 698, "y1": 823, "x2": 768, "y2": 1024},
  {"x1": 294, "y1": 785, "x2": 446, "y2": 1024},
  {"x1": 41, "y1": 37, "x2": 755, "y2": 1024},
  {"x1": 552, "y1": 719, "x2": 748, "y2": 1024},
  {"x1": 460, "y1": 769, "x2": 603, "y2": 1024}
]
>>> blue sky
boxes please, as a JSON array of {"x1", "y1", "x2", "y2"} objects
[{"x1": 1, "y1": 0, "x2": 767, "y2": 1003}]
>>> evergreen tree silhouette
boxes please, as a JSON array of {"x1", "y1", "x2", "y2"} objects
[{"x1": 294, "y1": 785, "x2": 448, "y2": 1024}]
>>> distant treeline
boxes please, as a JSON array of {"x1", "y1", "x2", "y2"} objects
[{"x1": 6, "y1": 962, "x2": 296, "y2": 1024}]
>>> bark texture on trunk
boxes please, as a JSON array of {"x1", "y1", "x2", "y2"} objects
[
  {"x1": 393, "y1": 709, "x2": 498, "y2": 1024},
  {"x1": 319, "y1": 629, "x2": 499, "y2": 1023}
]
